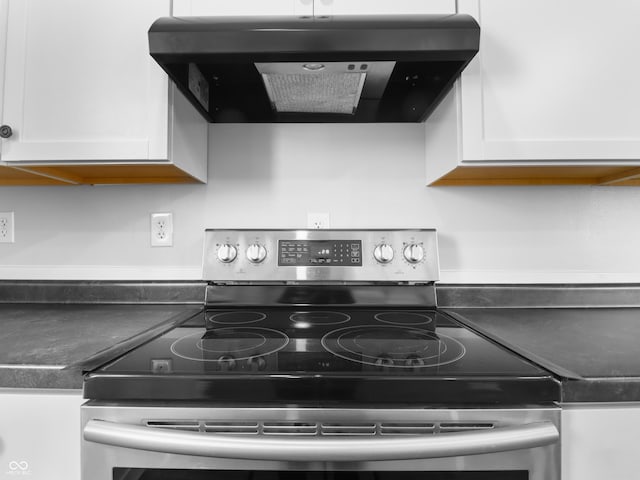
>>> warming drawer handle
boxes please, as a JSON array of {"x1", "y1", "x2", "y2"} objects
[{"x1": 84, "y1": 420, "x2": 558, "y2": 461}]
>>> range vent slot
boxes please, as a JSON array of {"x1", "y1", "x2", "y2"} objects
[
  {"x1": 439, "y1": 422, "x2": 495, "y2": 433},
  {"x1": 380, "y1": 422, "x2": 436, "y2": 435},
  {"x1": 263, "y1": 422, "x2": 318, "y2": 435},
  {"x1": 204, "y1": 421, "x2": 259, "y2": 434},
  {"x1": 145, "y1": 420, "x2": 200, "y2": 432},
  {"x1": 321, "y1": 423, "x2": 376, "y2": 436}
]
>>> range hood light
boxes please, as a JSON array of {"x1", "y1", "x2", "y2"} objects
[{"x1": 302, "y1": 63, "x2": 326, "y2": 71}]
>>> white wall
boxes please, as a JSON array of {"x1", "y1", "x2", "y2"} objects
[{"x1": 1, "y1": 122, "x2": 640, "y2": 283}]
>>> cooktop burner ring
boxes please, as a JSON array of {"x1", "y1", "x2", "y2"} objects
[
  {"x1": 321, "y1": 325, "x2": 466, "y2": 368},
  {"x1": 374, "y1": 311, "x2": 434, "y2": 326},
  {"x1": 170, "y1": 327, "x2": 289, "y2": 362},
  {"x1": 350, "y1": 331, "x2": 433, "y2": 356},
  {"x1": 338, "y1": 326, "x2": 444, "y2": 361},
  {"x1": 207, "y1": 311, "x2": 267, "y2": 325},
  {"x1": 196, "y1": 331, "x2": 268, "y2": 354},
  {"x1": 290, "y1": 311, "x2": 351, "y2": 326}
]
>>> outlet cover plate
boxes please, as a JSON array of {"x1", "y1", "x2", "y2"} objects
[
  {"x1": 0, "y1": 212, "x2": 14, "y2": 243},
  {"x1": 151, "y1": 212, "x2": 173, "y2": 247},
  {"x1": 307, "y1": 212, "x2": 330, "y2": 229}
]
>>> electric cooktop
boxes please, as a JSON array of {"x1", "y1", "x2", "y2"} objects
[{"x1": 84, "y1": 308, "x2": 560, "y2": 405}]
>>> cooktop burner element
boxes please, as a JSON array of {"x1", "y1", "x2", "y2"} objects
[
  {"x1": 170, "y1": 327, "x2": 289, "y2": 364},
  {"x1": 321, "y1": 325, "x2": 465, "y2": 369},
  {"x1": 290, "y1": 311, "x2": 351, "y2": 326},
  {"x1": 375, "y1": 311, "x2": 435, "y2": 326},
  {"x1": 207, "y1": 311, "x2": 266, "y2": 325}
]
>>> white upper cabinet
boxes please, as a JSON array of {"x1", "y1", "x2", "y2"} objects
[
  {"x1": 458, "y1": 0, "x2": 640, "y2": 163},
  {"x1": 0, "y1": 0, "x2": 170, "y2": 162},
  {"x1": 0, "y1": 0, "x2": 207, "y2": 184},
  {"x1": 172, "y1": 0, "x2": 314, "y2": 17},
  {"x1": 314, "y1": 0, "x2": 454, "y2": 16},
  {"x1": 0, "y1": 2, "x2": 6, "y2": 149},
  {"x1": 172, "y1": 0, "x2": 454, "y2": 17},
  {"x1": 425, "y1": 0, "x2": 640, "y2": 185}
]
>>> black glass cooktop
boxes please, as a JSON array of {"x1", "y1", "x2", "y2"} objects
[{"x1": 84, "y1": 309, "x2": 560, "y2": 405}]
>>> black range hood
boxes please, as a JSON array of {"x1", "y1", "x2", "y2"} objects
[{"x1": 148, "y1": 15, "x2": 480, "y2": 123}]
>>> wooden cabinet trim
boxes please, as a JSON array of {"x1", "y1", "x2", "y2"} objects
[
  {"x1": 429, "y1": 165, "x2": 640, "y2": 186},
  {"x1": 22, "y1": 164, "x2": 204, "y2": 185}
]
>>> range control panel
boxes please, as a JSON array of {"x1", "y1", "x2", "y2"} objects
[
  {"x1": 278, "y1": 240, "x2": 362, "y2": 266},
  {"x1": 203, "y1": 229, "x2": 439, "y2": 284}
]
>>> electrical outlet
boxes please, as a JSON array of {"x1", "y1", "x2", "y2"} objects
[
  {"x1": 150, "y1": 212, "x2": 173, "y2": 247},
  {"x1": 0, "y1": 212, "x2": 14, "y2": 243},
  {"x1": 307, "y1": 212, "x2": 330, "y2": 229}
]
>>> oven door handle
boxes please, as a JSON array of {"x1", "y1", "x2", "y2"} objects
[{"x1": 84, "y1": 420, "x2": 558, "y2": 461}]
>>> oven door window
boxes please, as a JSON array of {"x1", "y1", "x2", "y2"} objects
[{"x1": 114, "y1": 470, "x2": 527, "y2": 479}]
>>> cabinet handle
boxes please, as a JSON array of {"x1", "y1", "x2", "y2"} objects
[{"x1": 0, "y1": 125, "x2": 12, "y2": 139}]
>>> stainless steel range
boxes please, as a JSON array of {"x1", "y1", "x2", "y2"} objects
[{"x1": 82, "y1": 229, "x2": 561, "y2": 480}]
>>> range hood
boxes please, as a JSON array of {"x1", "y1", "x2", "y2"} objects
[{"x1": 148, "y1": 15, "x2": 480, "y2": 123}]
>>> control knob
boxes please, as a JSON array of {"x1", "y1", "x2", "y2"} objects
[
  {"x1": 218, "y1": 355, "x2": 236, "y2": 371},
  {"x1": 375, "y1": 355, "x2": 394, "y2": 369},
  {"x1": 216, "y1": 244, "x2": 237, "y2": 263},
  {"x1": 405, "y1": 354, "x2": 425, "y2": 368},
  {"x1": 247, "y1": 356, "x2": 267, "y2": 371},
  {"x1": 403, "y1": 243, "x2": 425, "y2": 264},
  {"x1": 246, "y1": 243, "x2": 267, "y2": 264},
  {"x1": 373, "y1": 243, "x2": 394, "y2": 264}
]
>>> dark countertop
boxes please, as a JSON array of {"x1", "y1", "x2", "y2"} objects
[
  {"x1": 2, "y1": 281, "x2": 640, "y2": 403},
  {"x1": 0, "y1": 304, "x2": 203, "y2": 389},
  {"x1": 444, "y1": 307, "x2": 640, "y2": 403}
]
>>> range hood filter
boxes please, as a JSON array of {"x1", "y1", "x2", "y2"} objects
[
  {"x1": 261, "y1": 72, "x2": 365, "y2": 115},
  {"x1": 256, "y1": 61, "x2": 392, "y2": 115}
]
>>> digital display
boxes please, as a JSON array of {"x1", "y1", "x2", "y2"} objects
[{"x1": 278, "y1": 240, "x2": 362, "y2": 267}]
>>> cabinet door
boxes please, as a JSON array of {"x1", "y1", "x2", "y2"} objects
[
  {"x1": 314, "y1": 0, "x2": 454, "y2": 16},
  {"x1": 0, "y1": 1, "x2": 7, "y2": 160},
  {"x1": 172, "y1": 0, "x2": 313, "y2": 17},
  {"x1": 173, "y1": 0, "x2": 453, "y2": 17},
  {"x1": 458, "y1": 0, "x2": 640, "y2": 162},
  {"x1": 562, "y1": 404, "x2": 640, "y2": 480},
  {"x1": 0, "y1": 0, "x2": 170, "y2": 162},
  {"x1": 0, "y1": 390, "x2": 84, "y2": 480}
]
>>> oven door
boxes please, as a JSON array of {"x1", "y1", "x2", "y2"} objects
[{"x1": 82, "y1": 405, "x2": 560, "y2": 480}]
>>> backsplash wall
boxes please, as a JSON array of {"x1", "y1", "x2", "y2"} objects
[{"x1": 1, "y1": 123, "x2": 640, "y2": 283}]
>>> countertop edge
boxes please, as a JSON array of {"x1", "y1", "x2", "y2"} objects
[{"x1": 561, "y1": 378, "x2": 640, "y2": 403}]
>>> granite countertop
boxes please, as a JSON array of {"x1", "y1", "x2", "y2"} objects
[
  {"x1": 0, "y1": 304, "x2": 203, "y2": 389},
  {"x1": 444, "y1": 307, "x2": 640, "y2": 403}
]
